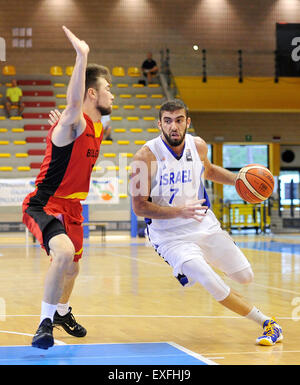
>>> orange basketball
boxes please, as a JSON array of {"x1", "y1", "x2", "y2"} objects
[{"x1": 235, "y1": 164, "x2": 274, "y2": 203}]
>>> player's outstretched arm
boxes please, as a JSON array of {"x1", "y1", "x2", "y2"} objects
[
  {"x1": 51, "y1": 26, "x2": 89, "y2": 146},
  {"x1": 194, "y1": 136, "x2": 237, "y2": 185}
]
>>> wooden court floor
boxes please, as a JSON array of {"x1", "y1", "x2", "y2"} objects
[{"x1": 0, "y1": 231, "x2": 300, "y2": 365}]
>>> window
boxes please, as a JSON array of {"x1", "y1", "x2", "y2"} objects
[
  {"x1": 222, "y1": 144, "x2": 268, "y2": 203},
  {"x1": 279, "y1": 170, "x2": 299, "y2": 206}
]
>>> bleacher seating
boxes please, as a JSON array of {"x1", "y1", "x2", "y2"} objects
[{"x1": 0, "y1": 67, "x2": 167, "y2": 179}]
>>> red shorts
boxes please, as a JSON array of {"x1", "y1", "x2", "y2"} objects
[{"x1": 22, "y1": 189, "x2": 84, "y2": 262}]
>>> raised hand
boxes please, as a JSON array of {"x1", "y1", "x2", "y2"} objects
[{"x1": 62, "y1": 26, "x2": 89, "y2": 57}]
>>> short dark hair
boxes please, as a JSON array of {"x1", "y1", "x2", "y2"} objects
[
  {"x1": 85, "y1": 64, "x2": 111, "y2": 98},
  {"x1": 159, "y1": 99, "x2": 189, "y2": 120}
]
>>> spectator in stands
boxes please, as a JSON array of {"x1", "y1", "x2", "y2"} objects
[
  {"x1": 5, "y1": 78, "x2": 25, "y2": 118},
  {"x1": 141, "y1": 52, "x2": 159, "y2": 84}
]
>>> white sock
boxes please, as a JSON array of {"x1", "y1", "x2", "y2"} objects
[
  {"x1": 40, "y1": 301, "x2": 57, "y2": 323},
  {"x1": 56, "y1": 302, "x2": 69, "y2": 317},
  {"x1": 245, "y1": 306, "x2": 270, "y2": 326}
]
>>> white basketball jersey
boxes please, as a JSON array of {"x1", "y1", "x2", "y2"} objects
[{"x1": 144, "y1": 134, "x2": 210, "y2": 231}]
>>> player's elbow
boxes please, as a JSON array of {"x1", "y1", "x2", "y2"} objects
[{"x1": 132, "y1": 199, "x2": 147, "y2": 217}]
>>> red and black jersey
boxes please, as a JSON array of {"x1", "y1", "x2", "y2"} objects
[
  {"x1": 35, "y1": 113, "x2": 103, "y2": 200},
  {"x1": 22, "y1": 113, "x2": 103, "y2": 260}
]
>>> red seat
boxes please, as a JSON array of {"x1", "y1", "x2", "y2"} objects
[
  {"x1": 23, "y1": 113, "x2": 49, "y2": 119},
  {"x1": 23, "y1": 124, "x2": 50, "y2": 131},
  {"x1": 17, "y1": 80, "x2": 51, "y2": 86},
  {"x1": 23, "y1": 91, "x2": 54, "y2": 97},
  {"x1": 30, "y1": 162, "x2": 42, "y2": 169},
  {"x1": 26, "y1": 137, "x2": 47, "y2": 143},
  {"x1": 24, "y1": 101, "x2": 56, "y2": 107},
  {"x1": 28, "y1": 149, "x2": 46, "y2": 156}
]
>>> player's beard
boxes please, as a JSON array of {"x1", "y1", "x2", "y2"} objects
[
  {"x1": 161, "y1": 125, "x2": 187, "y2": 147},
  {"x1": 96, "y1": 104, "x2": 112, "y2": 116}
]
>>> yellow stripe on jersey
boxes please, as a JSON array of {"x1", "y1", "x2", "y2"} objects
[
  {"x1": 56, "y1": 192, "x2": 88, "y2": 200},
  {"x1": 93, "y1": 121, "x2": 103, "y2": 138},
  {"x1": 75, "y1": 247, "x2": 83, "y2": 256}
]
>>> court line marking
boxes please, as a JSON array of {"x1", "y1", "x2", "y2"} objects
[
  {"x1": 105, "y1": 250, "x2": 300, "y2": 296},
  {"x1": 202, "y1": 349, "x2": 300, "y2": 356},
  {"x1": 105, "y1": 250, "x2": 164, "y2": 267},
  {"x1": 0, "y1": 330, "x2": 66, "y2": 345},
  {"x1": 0, "y1": 314, "x2": 297, "y2": 320},
  {"x1": 0, "y1": 340, "x2": 216, "y2": 365},
  {"x1": 252, "y1": 282, "x2": 300, "y2": 296},
  {"x1": 167, "y1": 341, "x2": 218, "y2": 365}
]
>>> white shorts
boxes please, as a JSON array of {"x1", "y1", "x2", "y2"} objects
[{"x1": 148, "y1": 209, "x2": 251, "y2": 282}]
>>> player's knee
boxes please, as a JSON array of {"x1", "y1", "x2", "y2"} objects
[
  {"x1": 55, "y1": 248, "x2": 74, "y2": 268},
  {"x1": 50, "y1": 239, "x2": 75, "y2": 270},
  {"x1": 229, "y1": 267, "x2": 254, "y2": 285}
]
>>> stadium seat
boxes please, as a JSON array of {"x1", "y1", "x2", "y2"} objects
[
  {"x1": 23, "y1": 90, "x2": 53, "y2": 97},
  {"x1": 50, "y1": 66, "x2": 63, "y2": 76},
  {"x1": 114, "y1": 129, "x2": 126, "y2": 133},
  {"x1": 112, "y1": 67, "x2": 125, "y2": 77},
  {"x1": 147, "y1": 128, "x2": 160, "y2": 133},
  {"x1": 15, "y1": 153, "x2": 28, "y2": 158},
  {"x1": 117, "y1": 140, "x2": 130, "y2": 145},
  {"x1": 123, "y1": 105, "x2": 135, "y2": 110},
  {"x1": 27, "y1": 149, "x2": 46, "y2": 156},
  {"x1": 30, "y1": 162, "x2": 42, "y2": 169},
  {"x1": 13, "y1": 140, "x2": 26, "y2": 145},
  {"x1": 23, "y1": 124, "x2": 50, "y2": 131},
  {"x1": 26, "y1": 137, "x2": 47, "y2": 143},
  {"x1": 133, "y1": 83, "x2": 144, "y2": 88},
  {"x1": 120, "y1": 153, "x2": 133, "y2": 158},
  {"x1": 130, "y1": 128, "x2": 143, "y2": 133},
  {"x1": 11, "y1": 128, "x2": 24, "y2": 133},
  {"x1": 111, "y1": 116, "x2": 123, "y2": 121},
  {"x1": 65, "y1": 66, "x2": 74, "y2": 76},
  {"x1": 17, "y1": 80, "x2": 51, "y2": 86},
  {"x1": 24, "y1": 101, "x2": 56, "y2": 108},
  {"x1": 2, "y1": 65, "x2": 16, "y2": 76},
  {"x1": 128, "y1": 67, "x2": 141, "y2": 77},
  {"x1": 103, "y1": 153, "x2": 116, "y2": 158}
]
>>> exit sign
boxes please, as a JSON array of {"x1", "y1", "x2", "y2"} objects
[{"x1": 245, "y1": 135, "x2": 252, "y2": 142}]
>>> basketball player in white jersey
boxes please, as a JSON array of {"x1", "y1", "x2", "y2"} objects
[{"x1": 130, "y1": 99, "x2": 283, "y2": 346}]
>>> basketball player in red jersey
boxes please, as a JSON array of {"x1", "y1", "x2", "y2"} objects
[{"x1": 22, "y1": 26, "x2": 114, "y2": 349}]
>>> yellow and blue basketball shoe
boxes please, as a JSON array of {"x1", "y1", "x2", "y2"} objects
[{"x1": 256, "y1": 318, "x2": 283, "y2": 346}]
